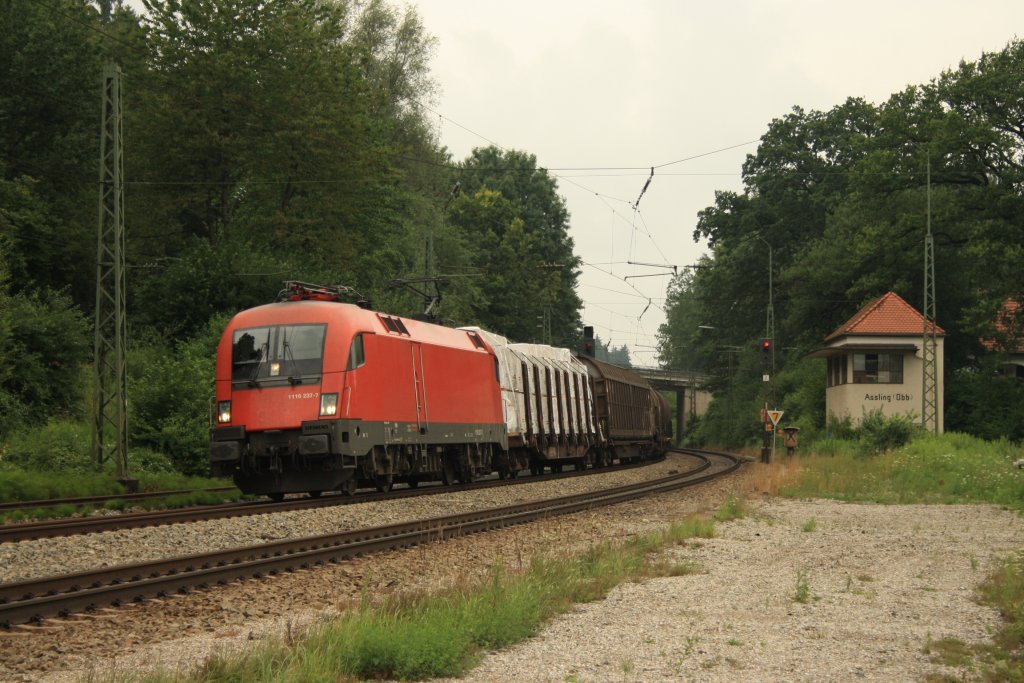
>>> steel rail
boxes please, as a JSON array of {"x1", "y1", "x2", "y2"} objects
[
  {"x1": 0, "y1": 487, "x2": 238, "y2": 514},
  {"x1": 0, "y1": 457, "x2": 656, "y2": 544},
  {"x1": 0, "y1": 450, "x2": 739, "y2": 628}
]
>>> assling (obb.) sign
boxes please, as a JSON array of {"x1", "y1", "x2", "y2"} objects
[{"x1": 864, "y1": 392, "x2": 914, "y2": 403}]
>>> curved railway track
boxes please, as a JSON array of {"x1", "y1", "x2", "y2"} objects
[
  {"x1": 0, "y1": 458, "x2": 657, "y2": 543},
  {"x1": 0, "y1": 448, "x2": 741, "y2": 628}
]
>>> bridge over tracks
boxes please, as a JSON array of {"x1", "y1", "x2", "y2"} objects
[{"x1": 632, "y1": 367, "x2": 710, "y2": 445}]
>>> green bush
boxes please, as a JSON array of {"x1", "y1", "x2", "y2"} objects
[
  {"x1": 946, "y1": 363, "x2": 1024, "y2": 441},
  {"x1": 0, "y1": 287, "x2": 91, "y2": 438},
  {"x1": 128, "y1": 447, "x2": 178, "y2": 474},
  {"x1": 824, "y1": 413, "x2": 858, "y2": 441},
  {"x1": 858, "y1": 409, "x2": 919, "y2": 455},
  {"x1": 3, "y1": 418, "x2": 94, "y2": 472},
  {"x1": 130, "y1": 314, "x2": 228, "y2": 476},
  {"x1": 810, "y1": 411, "x2": 921, "y2": 457}
]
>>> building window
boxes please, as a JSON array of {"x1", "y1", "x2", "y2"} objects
[
  {"x1": 852, "y1": 353, "x2": 903, "y2": 384},
  {"x1": 827, "y1": 354, "x2": 848, "y2": 387}
]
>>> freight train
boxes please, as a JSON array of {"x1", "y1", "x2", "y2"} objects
[{"x1": 210, "y1": 282, "x2": 672, "y2": 499}]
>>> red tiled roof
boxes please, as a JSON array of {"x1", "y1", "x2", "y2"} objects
[
  {"x1": 980, "y1": 299, "x2": 1024, "y2": 353},
  {"x1": 825, "y1": 292, "x2": 945, "y2": 341}
]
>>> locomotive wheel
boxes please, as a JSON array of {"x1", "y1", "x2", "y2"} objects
[{"x1": 374, "y1": 474, "x2": 393, "y2": 493}]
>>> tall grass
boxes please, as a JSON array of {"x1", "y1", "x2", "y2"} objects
[
  {"x1": 978, "y1": 552, "x2": 1024, "y2": 682},
  {"x1": 777, "y1": 432, "x2": 1024, "y2": 511},
  {"x1": 137, "y1": 516, "x2": 719, "y2": 682},
  {"x1": 0, "y1": 467, "x2": 239, "y2": 523}
]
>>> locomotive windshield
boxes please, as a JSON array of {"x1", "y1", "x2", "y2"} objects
[{"x1": 231, "y1": 324, "x2": 327, "y2": 386}]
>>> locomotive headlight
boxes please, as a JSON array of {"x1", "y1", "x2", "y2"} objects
[
  {"x1": 320, "y1": 393, "x2": 339, "y2": 417},
  {"x1": 270, "y1": 361, "x2": 281, "y2": 377},
  {"x1": 217, "y1": 400, "x2": 232, "y2": 424}
]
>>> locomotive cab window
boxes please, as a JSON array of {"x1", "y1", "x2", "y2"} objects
[
  {"x1": 231, "y1": 323, "x2": 326, "y2": 386},
  {"x1": 348, "y1": 333, "x2": 366, "y2": 370}
]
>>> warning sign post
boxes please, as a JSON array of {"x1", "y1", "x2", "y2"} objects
[{"x1": 760, "y1": 407, "x2": 784, "y2": 463}]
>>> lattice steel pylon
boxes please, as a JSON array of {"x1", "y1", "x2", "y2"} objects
[
  {"x1": 93, "y1": 64, "x2": 129, "y2": 479},
  {"x1": 921, "y1": 154, "x2": 939, "y2": 433}
]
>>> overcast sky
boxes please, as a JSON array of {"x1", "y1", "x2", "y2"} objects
[{"x1": 412, "y1": 0, "x2": 1023, "y2": 364}]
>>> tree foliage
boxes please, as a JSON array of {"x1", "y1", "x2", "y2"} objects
[
  {"x1": 449, "y1": 147, "x2": 584, "y2": 345},
  {"x1": 0, "y1": 0, "x2": 591, "y2": 470},
  {"x1": 662, "y1": 39, "x2": 1024, "y2": 446}
]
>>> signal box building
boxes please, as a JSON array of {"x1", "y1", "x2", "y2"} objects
[{"x1": 810, "y1": 292, "x2": 945, "y2": 431}]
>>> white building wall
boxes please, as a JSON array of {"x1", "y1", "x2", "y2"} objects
[{"x1": 824, "y1": 335, "x2": 944, "y2": 432}]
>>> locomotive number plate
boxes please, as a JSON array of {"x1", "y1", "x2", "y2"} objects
[{"x1": 287, "y1": 392, "x2": 320, "y2": 399}]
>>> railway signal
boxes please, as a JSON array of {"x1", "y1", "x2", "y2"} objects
[
  {"x1": 582, "y1": 325, "x2": 595, "y2": 357},
  {"x1": 759, "y1": 338, "x2": 772, "y2": 365}
]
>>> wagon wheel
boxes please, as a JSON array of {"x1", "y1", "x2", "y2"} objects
[
  {"x1": 374, "y1": 474, "x2": 393, "y2": 493},
  {"x1": 339, "y1": 479, "x2": 357, "y2": 496},
  {"x1": 269, "y1": 492, "x2": 285, "y2": 502},
  {"x1": 307, "y1": 490, "x2": 322, "y2": 499},
  {"x1": 407, "y1": 476, "x2": 419, "y2": 489}
]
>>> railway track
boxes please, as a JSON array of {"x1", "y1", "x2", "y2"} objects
[
  {"x1": 0, "y1": 487, "x2": 238, "y2": 515},
  {"x1": 0, "y1": 448, "x2": 740, "y2": 628},
  {"x1": 0, "y1": 458, "x2": 656, "y2": 543}
]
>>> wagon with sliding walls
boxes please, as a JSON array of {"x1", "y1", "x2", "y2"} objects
[
  {"x1": 463, "y1": 328, "x2": 598, "y2": 474},
  {"x1": 577, "y1": 355, "x2": 667, "y2": 465}
]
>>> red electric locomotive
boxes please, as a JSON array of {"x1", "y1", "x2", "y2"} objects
[{"x1": 210, "y1": 282, "x2": 507, "y2": 498}]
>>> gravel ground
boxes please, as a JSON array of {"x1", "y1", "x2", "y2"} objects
[
  {"x1": 440, "y1": 497, "x2": 1023, "y2": 683},
  {"x1": 3, "y1": 459, "x2": 1022, "y2": 683}
]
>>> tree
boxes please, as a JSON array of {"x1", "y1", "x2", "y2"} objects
[
  {"x1": 594, "y1": 335, "x2": 631, "y2": 367},
  {"x1": 129, "y1": 0, "x2": 443, "y2": 338},
  {"x1": 452, "y1": 147, "x2": 583, "y2": 345},
  {"x1": 665, "y1": 38, "x2": 1024, "y2": 443},
  {"x1": 0, "y1": 0, "x2": 103, "y2": 307}
]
